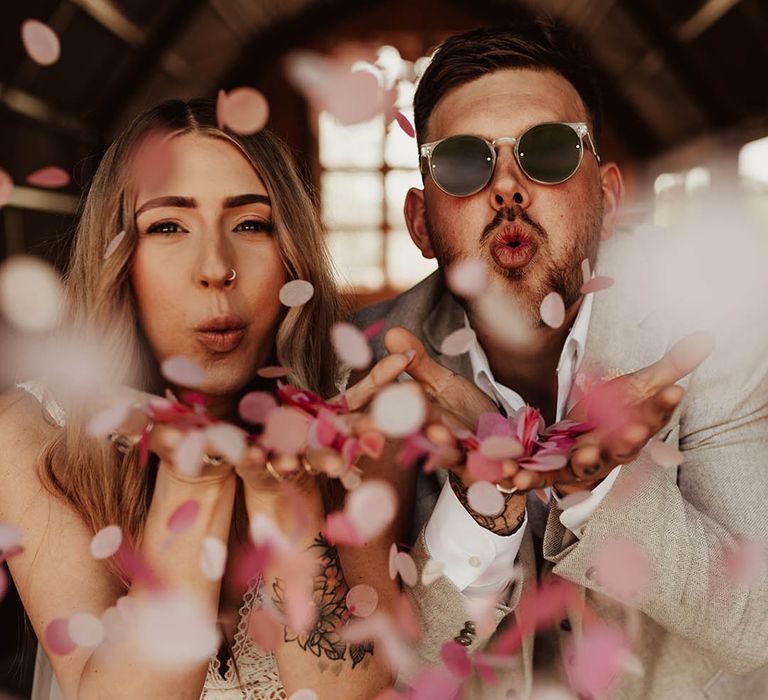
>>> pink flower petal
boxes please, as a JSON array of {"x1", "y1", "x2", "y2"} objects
[
  {"x1": 239, "y1": 391, "x2": 277, "y2": 424},
  {"x1": 346, "y1": 480, "x2": 397, "y2": 541},
  {"x1": 0, "y1": 524, "x2": 22, "y2": 551},
  {"x1": 476, "y1": 412, "x2": 512, "y2": 440},
  {"x1": 256, "y1": 365, "x2": 292, "y2": 379},
  {"x1": 0, "y1": 256, "x2": 63, "y2": 332},
  {"x1": 474, "y1": 652, "x2": 498, "y2": 686},
  {"x1": 446, "y1": 259, "x2": 487, "y2": 299},
  {"x1": 440, "y1": 640, "x2": 472, "y2": 679},
  {"x1": 247, "y1": 608, "x2": 282, "y2": 651},
  {"x1": 371, "y1": 383, "x2": 426, "y2": 438},
  {"x1": 90, "y1": 525, "x2": 123, "y2": 559},
  {"x1": 564, "y1": 623, "x2": 628, "y2": 698},
  {"x1": 200, "y1": 536, "x2": 227, "y2": 581},
  {"x1": 467, "y1": 451, "x2": 503, "y2": 482},
  {"x1": 647, "y1": 440, "x2": 684, "y2": 468},
  {"x1": 103, "y1": 230, "x2": 126, "y2": 260},
  {"x1": 261, "y1": 407, "x2": 309, "y2": 455},
  {"x1": 219, "y1": 87, "x2": 269, "y2": 135},
  {"x1": 392, "y1": 109, "x2": 415, "y2": 137},
  {"x1": 45, "y1": 617, "x2": 76, "y2": 655},
  {"x1": 394, "y1": 551, "x2": 418, "y2": 587},
  {"x1": 168, "y1": 500, "x2": 200, "y2": 534},
  {"x1": 580, "y1": 276, "x2": 614, "y2": 295},
  {"x1": 479, "y1": 435, "x2": 523, "y2": 460},
  {"x1": 346, "y1": 584, "x2": 379, "y2": 617},
  {"x1": 26, "y1": 166, "x2": 70, "y2": 189},
  {"x1": 0, "y1": 169, "x2": 13, "y2": 208},
  {"x1": 540, "y1": 292, "x2": 565, "y2": 329},
  {"x1": 590, "y1": 538, "x2": 652, "y2": 601},
  {"x1": 325, "y1": 510, "x2": 364, "y2": 546},
  {"x1": 358, "y1": 431, "x2": 385, "y2": 459},
  {"x1": 279, "y1": 279, "x2": 314, "y2": 307},
  {"x1": 21, "y1": 19, "x2": 61, "y2": 66},
  {"x1": 332, "y1": 322, "x2": 372, "y2": 369},
  {"x1": 440, "y1": 327, "x2": 476, "y2": 356},
  {"x1": 362, "y1": 319, "x2": 386, "y2": 340},
  {"x1": 467, "y1": 481, "x2": 504, "y2": 516},
  {"x1": 522, "y1": 453, "x2": 568, "y2": 472},
  {"x1": 174, "y1": 430, "x2": 206, "y2": 477},
  {"x1": 161, "y1": 356, "x2": 206, "y2": 388},
  {"x1": 68, "y1": 613, "x2": 104, "y2": 647}
]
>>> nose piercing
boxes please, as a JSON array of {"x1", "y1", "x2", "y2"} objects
[{"x1": 226, "y1": 269, "x2": 237, "y2": 282}]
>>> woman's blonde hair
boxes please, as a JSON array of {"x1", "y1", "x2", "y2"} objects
[{"x1": 40, "y1": 98, "x2": 343, "y2": 554}]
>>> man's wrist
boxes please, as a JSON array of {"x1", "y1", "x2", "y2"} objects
[{"x1": 448, "y1": 471, "x2": 527, "y2": 535}]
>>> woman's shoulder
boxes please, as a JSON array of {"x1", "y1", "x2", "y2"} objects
[{"x1": 0, "y1": 388, "x2": 59, "y2": 480}]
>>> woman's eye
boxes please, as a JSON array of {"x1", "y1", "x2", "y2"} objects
[
  {"x1": 234, "y1": 219, "x2": 273, "y2": 233},
  {"x1": 146, "y1": 221, "x2": 185, "y2": 234}
]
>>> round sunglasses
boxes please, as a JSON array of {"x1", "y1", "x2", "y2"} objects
[{"x1": 419, "y1": 122, "x2": 601, "y2": 197}]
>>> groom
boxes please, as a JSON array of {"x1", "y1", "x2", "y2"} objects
[{"x1": 354, "y1": 18, "x2": 768, "y2": 699}]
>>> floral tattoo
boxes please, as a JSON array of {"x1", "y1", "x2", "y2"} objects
[{"x1": 272, "y1": 534, "x2": 373, "y2": 668}]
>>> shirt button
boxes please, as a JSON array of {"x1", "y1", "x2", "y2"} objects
[
  {"x1": 559, "y1": 618, "x2": 572, "y2": 632},
  {"x1": 468, "y1": 555, "x2": 482, "y2": 568},
  {"x1": 585, "y1": 566, "x2": 598, "y2": 581},
  {"x1": 463, "y1": 621, "x2": 476, "y2": 634},
  {"x1": 454, "y1": 634, "x2": 472, "y2": 646}
]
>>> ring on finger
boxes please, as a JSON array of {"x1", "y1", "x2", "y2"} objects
[
  {"x1": 495, "y1": 483, "x2": 519, "y2": 495},
  {"x1": 265, "y1": 457, "x2": 300, "y2": 482},
  {"x1": 202, "y1": 453, "x2": 228, "y2": 468},
  {"x1": 300, "y1": 455, "x2": 319, "y2": 476}
]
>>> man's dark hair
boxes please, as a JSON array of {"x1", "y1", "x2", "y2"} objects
[{"x1": 413, "y1": 18, "x2": 604, "y2": 147}]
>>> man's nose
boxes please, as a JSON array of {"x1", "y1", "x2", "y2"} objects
[{"x1": 489, "y1": 148, "x2": 531, "y2": 211}]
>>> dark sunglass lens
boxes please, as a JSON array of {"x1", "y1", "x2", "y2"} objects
[
  {"x1": 518, "y1": 124, "x2": 582, "y2": 184},
  {"x1": 431, "y1": 136, "x2": 493, "y2": 196}
]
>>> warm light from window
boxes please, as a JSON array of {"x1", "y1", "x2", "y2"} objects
[{"x1": 739, "y1": 136, "x2": 768, "y2": 188}]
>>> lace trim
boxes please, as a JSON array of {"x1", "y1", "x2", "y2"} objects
[{"x1": 201, "y1": 579, "x2": 286, "y2": 700}]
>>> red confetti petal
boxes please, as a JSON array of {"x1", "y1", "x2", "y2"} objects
[
  {"x1": 392, "y1": 109, "x2": 415, "y2": 137},
  {"x1": 362, "y1": 319, "x2": 386, "y2": 340},
  {"x1": 26, "y1": 166, "x2": 70, "y2": 189},
  {"x1": 325, "y1": 511, "x2": 364, "y2": 547},
  {"x1": 168, "y1": 500, "x2": 200, "y2": 534},
  {"x1": 0, "y1": 169, "x2": 13, "y2": 208},
  {"x1": 45, "y1": 617, "x2": 76, "y2": 655},
  {"x1": 440, "y1": 641, "x2": 472, "y2": 679},
  {"x1": 239, "y1": 391, "x2": 277, "y2": 424},
  {"x1": 103, "y1": 230, "x2": 126, "y2": 260},
  {"x1": 279, "y1": 280, "x2": 314, "y2": 307},
  {"x1": 21, "y1": 20, "x2": 61, "y2": 66},
  {"x1": 219, "y1": 87, "x2": 269, "y2": 135},
  {"x1": 540, "y1": 292, "x2": 565, "y2": 329},
  {"x1": 467, "y1": 481, "x2": 504, "y2": 516},
  {"x1": 580, "y1": 276, "x2": 614, "y2": 295},
  {"x1": 256, "y1": 365, "x2": 292, "y2": 379},
  {"x1": 346, "y1": 584, "x2": 379, "y2": 617}
]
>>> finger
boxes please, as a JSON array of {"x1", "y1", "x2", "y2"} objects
[
  {"x1": 569, "y1": 443, "x2": 603, "y2": 480},
  {"x1": 601, "y1": 421, "x2": 650, "y2": 463},
  {"x1": 512, "y1": 468, "x2": 552, "y2": 490},
  {"x1": 384, "y1": 326, "x2": 458, "y2": 399},
  {"x1": 342, "y1": 351, "x2": 415, "y2": 411},
  {"x1": 629, "y1": 331, "x2": 714, "y2": 394}
]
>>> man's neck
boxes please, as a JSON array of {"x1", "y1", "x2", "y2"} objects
[{"x1": 468, "y1": 298, "x2": 581, "y2": 423}]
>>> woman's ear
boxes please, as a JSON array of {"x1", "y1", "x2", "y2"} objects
[
  {"x1": 404, "y1": 187, "x2": 436, "y2": 259},
  {"x1": 598, "y1": 162, "x2": 624, "y2": 240}
]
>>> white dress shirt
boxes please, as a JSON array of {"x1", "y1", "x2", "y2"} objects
[{"x1": 424, "y1": 293, "x2": 621, "y2": 596}]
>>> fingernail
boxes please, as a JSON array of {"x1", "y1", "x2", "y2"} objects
[
  {"x1": 583, "y1": 464, "x2": 600, "y2": 476},
  {"x1": 404, "y1": 349, "x2": 416, "y2": 362}
]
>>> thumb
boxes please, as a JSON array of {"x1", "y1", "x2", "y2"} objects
[{"x1": 384, "y1": 326, "x2": 455, "y2": 395}]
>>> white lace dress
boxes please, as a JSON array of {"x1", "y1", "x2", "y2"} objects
[{"x1": 19, "y1": 381, "x2": 286, "y2": 700}]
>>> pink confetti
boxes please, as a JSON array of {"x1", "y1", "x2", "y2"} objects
[
  {"x1": 392, "y1": 109, "x2": 415, "y2": 137},
  {"x1": 421, "y1": 558, "x2": 445, "y2": 586},
  {"x1": 168, "y1": 500, "x2": 200, "y2": 534},
  {"x1": 371, "y1": 383, "x2": 426, "y2": 438},
  {"x1": 0, "y1": 256, "x2": 63, "y2": 332},
  {"x1": 288, "y1": 691, "x2": 318, "y2": 700},
  {"x1": 479, "y1": 435, "x2": 523, "y2": 460},
  {"x1": 218, "y1": 87, "x2": 269, "y2": 135},
  {"x1": 103, "y1": 230, "x2": 126, "y2": 260},
  {"x1": 90, "y1": 525, "x2": 123, "y2": 559},
  {"x1": 257, "y1": 365, "x2": 292, "y2": 379},
  {"x1": 279, "y1": 279, "x2": 314, "y2": 307},
  {"x1": 474, "y1": 652, "x2": 498, "y2": 686},
  {"x1": 161, "y1": 356, "x2": 206, "y2": 388},
  {"x1": 346, "y1": 584, "x2": 379, "y2": 617},
  {"x1": 467, "y1": 481, "x2": 504, "y2": 516},
  {"x1": 394, "y1": 551, "x2": 418, "y2": 587},
  {"x1": 346, "y1": 480, "x2": 397, "y2": 542},
  {"x1": 26, "y1": 166, "x2": 70, "y2": 189},
  {"x1": 581, "y1": 258, "x2": 591, "y2": 284},
  {"x1": 86, "y1": 401, "x2": 133, "y2": 437},
  {"x1": 358, "y1": 431, "x2": 385, "y2": 459},
  {"x1": 21, "y1": 19, "x2": 61, "y2": 66},
  {"x1": 564, "y1": 623, "x2": 628, "y2": 697},
  {"x1": 325, "y1": 511, "x2": 364, "y2": 546},
  {"x1": 261, "y1": 407, "x2": 309, "y2": 456},
  {"x1": 204, "y1": 423, "x2": 246, "y2": 465},
  {"x1": 0, "y1": 524, "x2": 22, "y2": 551},
  {"x1": 0, "y1": 169, "x2": 13, "y2": 208},
  {"x1": 540, "y1": 292, "x2": 565, "y2": 328},
  {"x1": 200, "y1": 536, "x2": 227, "y2": 581},
  {"x1": 523, "y1": 452, "x2": 569, "y2": 472},
  {"x1": 239, "y1": 391, "x2": 277, "y2": 424},
  {"x1": 590, "y1": 538, "x2": 651, "y2": 601},
  {"x1": 247, "y1": 608, "x2": 282, "y2": 651},
  {"x1": 467, "y1": 451, "x2": 503, "y2": 482},
  {"x1": 409, "y1": 666, "x2": 462, "y2": 700},
  {"x1": 647, "y1": 440, "x2": 684, "y2": 468},
  {"x1": 388, "y1": 543, "x2": 398, "y2": 579},
  {"x1": 174, "y1": 430, "x2": 206, "y2": 477},
  {"x1": 446, "y1": 259, "x2": 487, "y2": 299},
  {"x1": 45, "y1": 617, "x2": 76, "y2": 655},
  {"x1": 362, "y1": 319, "x2": 386, "y2": 340},
  {"x1": 723, "y1": 539, "x2": 767, "y2": 586},
  {"x1": 441, "y1": 641, "x2": 472, "y2": 679},
  {"x1": 332, "y1": 322, "x2": 372, "y2": 369},
  {"x1": 580, "y1": 276, "x2": 614, "y2": 295},
  {"x1": 68, "y1": 613, "x2": 104, "y2": 647},
  {"x1": 440, "y1": 327, "x2": 476, "y2": 356}
]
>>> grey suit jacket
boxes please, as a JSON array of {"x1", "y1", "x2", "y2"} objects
[{"x1": 352, "y1": 232, "x2": 768, "y2": 699}]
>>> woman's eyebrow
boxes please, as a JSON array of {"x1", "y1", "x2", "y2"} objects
[
  {"x1": 223, "y1": 193, "x2": 271, "y2": 208},
  {"x1": 135, "y1": 195, "x2": 196, "y2": 217}
]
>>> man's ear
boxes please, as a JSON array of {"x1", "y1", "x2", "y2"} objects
[
  {"x1": 598, "y1": 162, "x2": 624, "y2": 240},
  {"x1": 404, "y1": 186, "x2": 436, "y2": 259}
]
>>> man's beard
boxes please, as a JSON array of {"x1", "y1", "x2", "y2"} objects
[{"x1": 425, "y1": 202, "x2": 603, "y2": 323}]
